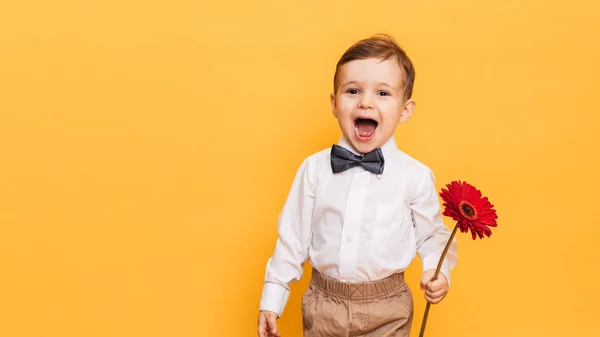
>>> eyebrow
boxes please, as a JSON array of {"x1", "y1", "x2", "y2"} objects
[
  {"x1": 341, "y1": 80, "x2": 396, "y2": 90},
  {"x1": 375, "y1": 81, "x2": 395, "y2": 89},
  {"x1": 341, "y1": 80, "x2": 360, "y2": 87}
]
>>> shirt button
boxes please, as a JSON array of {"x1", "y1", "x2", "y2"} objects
[{"x1": 347, "y1": 235, "x2": 353, "y2": 242}]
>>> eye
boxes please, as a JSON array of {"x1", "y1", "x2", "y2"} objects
[
  {"x1": 346, "y1": 89, "x2": 359, "y2": 94},
  {"x1": 378, "y1": 91, "x2": 391, "y2": 96}
]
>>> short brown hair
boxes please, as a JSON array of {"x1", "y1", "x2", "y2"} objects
[{"x1": 333, "y1": 34, "x2": 415, "y2": 101}]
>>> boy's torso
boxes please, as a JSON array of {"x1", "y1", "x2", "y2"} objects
[{"x1": 303, "y1": 136, "x2": 431, "y2": 282}]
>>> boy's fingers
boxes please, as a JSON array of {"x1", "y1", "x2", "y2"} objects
[
  {"x1": 425, "y1": 287, "x2": 447, "y2": 299},
  {"x1": 428, "y1": 275, "x2": 449, "y2": 291},
  {"x1": 421, "y1": 271, "x2": 450, "y2": 304},
  {"x1": 426, "y1": 278, "x2": 443, "y2": 292},
  {"x1": 257, "y1": 314, "x2": 267, "y2": 337},
  {"x1": 420, "y1": 274, "x2": 434, "y2": 290},
  {"x1": 266, "y1": 314, "x2": 279, "y2": 336},
  {"x1": 425, "y1": 293, "x2": 443, "y2": 304},
  {"x1": 425, "y1": 286, "x2": 449, "y2": 304}
]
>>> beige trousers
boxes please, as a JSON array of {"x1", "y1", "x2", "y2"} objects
[{"x1": 302, "y1": 268, "x2": 413, "y2": 337}]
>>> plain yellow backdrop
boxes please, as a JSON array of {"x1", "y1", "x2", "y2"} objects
[{"x1": 1, "y1": 0, "x2": 599, "y2": 336}]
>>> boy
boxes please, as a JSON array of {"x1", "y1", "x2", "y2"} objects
[{"x1": 257, "y1": 34, "x2": 457, "y2": 337}]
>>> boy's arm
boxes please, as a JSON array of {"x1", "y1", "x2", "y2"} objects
[
  {"x1": 411, "y1": 168, "x2": 457, "y2": 285},
  {"x1": 260, "y1": 158, "x2": 315, "y2": 317}
]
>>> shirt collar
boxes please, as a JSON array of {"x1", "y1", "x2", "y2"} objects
[{"x1": 336, "y1": 135, "x2": 398, "y2": 179}]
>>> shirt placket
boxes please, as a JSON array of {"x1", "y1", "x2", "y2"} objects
[{"x1": 338, "y1": 168, "x2": 370, "y2": 281}]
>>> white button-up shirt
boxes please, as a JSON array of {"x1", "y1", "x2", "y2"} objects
[{"x1": 260, "y1": 136, "x2": 457, "y2": 316}]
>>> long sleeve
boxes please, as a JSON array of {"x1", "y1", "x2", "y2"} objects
[
  {"x1": 411, "y1": 168, "x2": 457, "y2": 284},
  {"x1": 259, "y1": 158, "x2": 315, "y2": 317}
]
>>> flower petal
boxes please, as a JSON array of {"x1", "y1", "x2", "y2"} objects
[{"x1": 439, "y1": 180, "x2": 498, "y2": 240}]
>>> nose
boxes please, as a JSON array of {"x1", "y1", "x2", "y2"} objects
[{"x1": 358, "y1": 93, "x2": 374, "y2": 109}]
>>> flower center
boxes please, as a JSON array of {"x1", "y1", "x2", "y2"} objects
[{"x1": 459, "y1": 201, "x2": 477, "y2": 219}]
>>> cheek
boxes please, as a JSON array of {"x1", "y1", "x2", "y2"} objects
[
  {"x1": 380, "y1": 103, "x2": 402, "y2": 120},
  {"x1": 380, "y1": 112, "x2": 402, "y2": 130},
  {"x1": 337, "y1": 101, "x2": 355, "y2": 116},
  {"x1": 380, "y1": 100, "x2": 399, "y2": 110}
]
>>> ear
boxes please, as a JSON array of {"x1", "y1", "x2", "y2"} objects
[
  {"x1": 330, "y1": 92, "x2": 338, "y2": 118},
  {"x1": 398, "y1": 99, "x2": 416, "y2": 123}
]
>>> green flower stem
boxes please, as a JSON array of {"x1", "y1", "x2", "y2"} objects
[{"x1": 418, "y1": 224, "x2": 458, "y2": 337}]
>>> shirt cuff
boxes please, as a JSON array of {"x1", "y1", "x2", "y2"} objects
[
  {"x1": 422, "y1": 254, "x2": 452, "y2": 287},
  {"x1": 259, "y1": 282, "x2": 290, "y2": 317}
]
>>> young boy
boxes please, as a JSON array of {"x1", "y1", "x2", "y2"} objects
[{"x1": 257, "y1": 34, "x2": 457, "y2": 337}]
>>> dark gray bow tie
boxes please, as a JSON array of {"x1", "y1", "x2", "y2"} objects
[{"x1": 330, "y1": 144, "x2": 385, "y2": 175}]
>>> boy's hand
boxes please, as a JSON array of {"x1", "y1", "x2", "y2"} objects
[
  {"x1": 420, "y1": 269, "x2": 449, "y2": 304},
  {"x1": 258, "y1": 310, "x2": 281, "y2": 337}
]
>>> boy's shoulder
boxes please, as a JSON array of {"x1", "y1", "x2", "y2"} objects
[
  {"x1": 301, "y1": 146, "x2": 333, "y2": 172},
  {"x1": 390, "y1": 147, "x2": 433, "y2": 175},
  {"x1": 384, "y1": 148, "x2": 437, "y2": 195}
]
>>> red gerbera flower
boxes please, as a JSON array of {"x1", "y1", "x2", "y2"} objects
[
  {"x1": 439, "y1": 180, "x2": 498, "y2": 240},
  {"x1": 419, "y1": 180, "x2": 498, "y2": 337}
]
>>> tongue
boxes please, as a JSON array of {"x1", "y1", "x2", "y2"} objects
[{"x1": 357, "y1": 119, "x2": 377, "y2": 137}]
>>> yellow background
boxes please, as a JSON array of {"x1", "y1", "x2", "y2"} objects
[{"x1": 1, "y1": 0, "x2": 599, "y2": 336}]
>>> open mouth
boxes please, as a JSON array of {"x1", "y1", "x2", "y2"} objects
[{"x1": 354, "y1": 118, "x2": 378, "y2": 141}]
